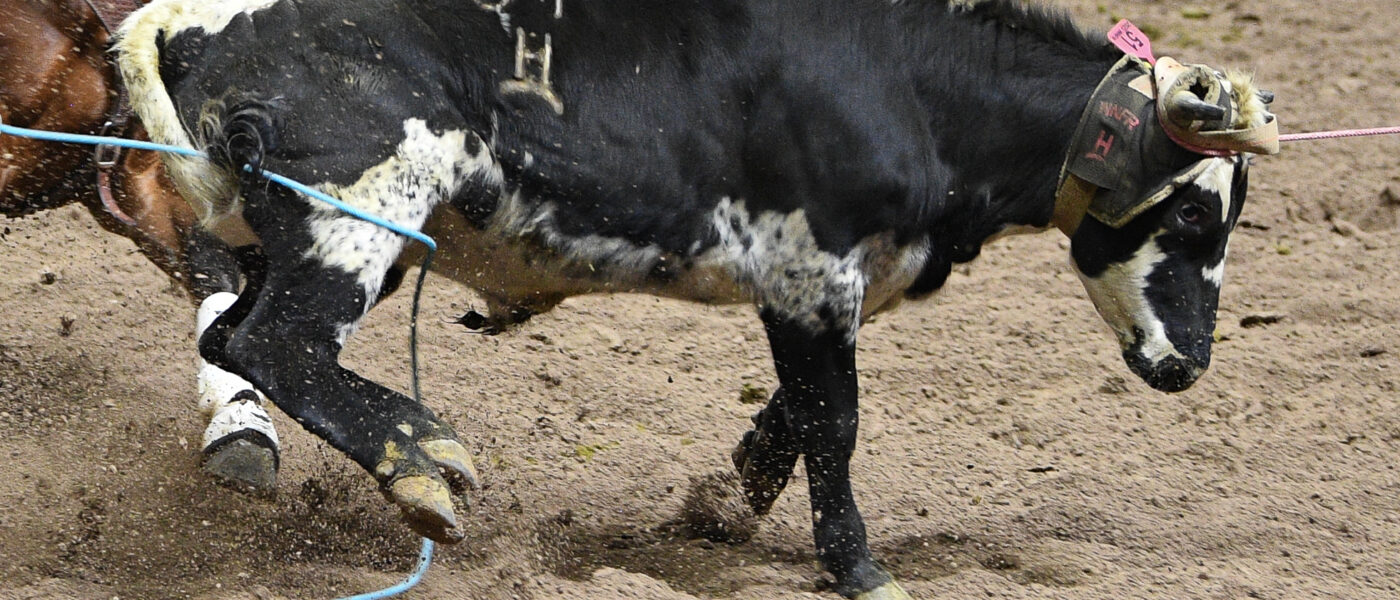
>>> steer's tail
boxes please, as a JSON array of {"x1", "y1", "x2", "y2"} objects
[{"x1": 114, "y1": 0, "x2": 275, "y2": 238}]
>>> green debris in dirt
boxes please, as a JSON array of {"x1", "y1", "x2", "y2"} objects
[
  {"x1": 738, "y1": 382, "x2": 769, "y2": 404},
  {"x1": 574, "y1": 441, "x2": 620, "y2": 461}
]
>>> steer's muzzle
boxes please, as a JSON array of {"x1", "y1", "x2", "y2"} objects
[{"x1": 1122, "y1": 337, "x2": 1210, "y2": 393}]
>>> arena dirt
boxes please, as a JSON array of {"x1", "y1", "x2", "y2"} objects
[{"x1": 2, "y1": 1, "x2": 1399, "y2": 598}]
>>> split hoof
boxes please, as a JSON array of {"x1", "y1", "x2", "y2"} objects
[
  {"x1": 853, "y1": 581, "x2": 913, "y2": 600},
  {"x1": 420, "y1": 438, "x2": 480, "y2": 491},
  {"x1": 389, "y1": 475, "x2": 464, "y2": 543},
  {"x1": 202, "y1": 431, "x2": 278, "y2": 498},
  {"x1": 731, "y1": 431, "x2": 794, "y2": 517}
]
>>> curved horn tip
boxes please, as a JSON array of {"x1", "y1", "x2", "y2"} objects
[{"x1": 1256, "y1": 90, "x2": 1276, "y2": 104}]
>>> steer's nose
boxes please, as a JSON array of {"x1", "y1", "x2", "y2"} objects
[
  {"x1": 1124, "y1": 351, "x2": 1208, "y2": 393},
  {"x1": 1144, "y1": 355, "x2": 1203, "y2": 392}
]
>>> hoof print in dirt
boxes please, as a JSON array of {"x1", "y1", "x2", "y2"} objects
[
  {"x1": 681, "y1": 470, "x2": 759, "y2": 544},
  {"x1": 453, "y1": 310, "x2": 500, "y2": 335}
]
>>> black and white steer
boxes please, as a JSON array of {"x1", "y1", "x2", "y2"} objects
[{"x1": 116, "y1": 0, "x2": 1277, "y2": 597}]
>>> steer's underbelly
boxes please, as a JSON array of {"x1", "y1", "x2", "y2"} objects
[{"x1": 413, "y1": 196, "x2": 932, "y2": 332}]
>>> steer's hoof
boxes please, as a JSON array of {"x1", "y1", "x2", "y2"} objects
[
  {"x1": 853, "y1": 581, "x2": 913, "y2": 600},
  {"x1": 420, "y1": 439, "x2": 480, "y2": 492},
  {"x1": 202, "y1": 431, "x2": 279, "y2": 498},
  {"x1": 389, "y1": 475, "x2": 464, "y2": 543},
  {"x1": 731, "y1": 432, "x2": 792, "y2": 517},
  {"x1": 730, "y1": 430, "x2": 754, "y2": 474}
]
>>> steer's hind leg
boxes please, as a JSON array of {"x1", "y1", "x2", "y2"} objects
[
  {"x1": 220, "y1": 253, "x2": 475, "y2": 541},
  {"x1": 202, "y1": 163, "x2": 478, "y2": 539},
  {"x1": 760, "y1": 311, "x2": 910, "y2": 600}
]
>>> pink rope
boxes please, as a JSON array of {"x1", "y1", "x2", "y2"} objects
[{"x1": 1279, "y1": 126, "x2": 1400, "y2": 142}]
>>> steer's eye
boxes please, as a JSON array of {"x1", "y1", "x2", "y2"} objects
[{"x1": 1179, "y1": 203, "x2": 1206, "y2": 225}]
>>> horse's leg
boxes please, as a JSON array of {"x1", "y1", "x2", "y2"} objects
[
  {"x1": 189, "y1": 231, "x2": 281, "y2": 496},
  {"x1": 83, "y1": 139, "x2": 285, "y2": 496},
  {"x1": 759, "y1": 310, "x2": 909, "y2": 600},
  {"x1": 0, "y1": 167, "x2": 16, "y2": 197}
]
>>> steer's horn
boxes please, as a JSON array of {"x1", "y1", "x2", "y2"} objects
[
  {"x1": 1166, "y1": 91, "x2": 1227, "y2": 123},
  {"x1": 1154, "y1": 57, "x2": 1281, "y2": 156},
  {"x1": 1155, "y1": 59, "x2": 1233, "y2": 130}
]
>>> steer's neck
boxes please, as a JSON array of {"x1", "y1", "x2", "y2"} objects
[{"x1": 903, "y1": 8, "x2": 1122, "y2": 238}]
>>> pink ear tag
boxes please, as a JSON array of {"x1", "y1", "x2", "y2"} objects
[{"x1": 1108, "y1": 20, "x2": 1156, "y2": 65}]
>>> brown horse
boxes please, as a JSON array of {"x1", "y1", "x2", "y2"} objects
[{"x1": 0, "y1": 0, "x2": 280, "y2": 495}]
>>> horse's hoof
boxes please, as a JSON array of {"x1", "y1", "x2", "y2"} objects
[
  {"x1": 202, "y1": 431, "x2": 278, "y2": 498},
  {"x1": 420, "y1": 439, "x2": 480, "y2": 491},
  {"x1": 390, "y1": 475, "x2": 464, "y2": 543},
  {"x1": 853, "y1": 581, "x2": 913, "y2": 600}
]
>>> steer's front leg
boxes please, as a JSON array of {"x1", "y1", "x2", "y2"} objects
[{"x1": 759, "y1": 310, "x2": 910, "y2": 600}]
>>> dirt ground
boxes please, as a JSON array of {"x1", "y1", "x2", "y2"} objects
[{"x1": 3, "y1": 0, "x2": 1399, "y2": 598}]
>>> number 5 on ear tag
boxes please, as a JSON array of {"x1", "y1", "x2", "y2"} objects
[{"x1": 1108, "y1": 20, "x2": 1156, "y2": 65}]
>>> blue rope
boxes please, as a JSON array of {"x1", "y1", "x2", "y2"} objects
[
  {"x1": 0, "y1": 115, "x2": 438, "y2": 599},
  {"x1": 0, "y1": 118, "x2": 436, "y2": 252},
  {"x1": 338, "y1": 538, "x2": 435, "y2": 600}
]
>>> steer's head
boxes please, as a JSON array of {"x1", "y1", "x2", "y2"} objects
[{"x1": 1059, "y1": 58, "x2": 1277, "y2": 392}]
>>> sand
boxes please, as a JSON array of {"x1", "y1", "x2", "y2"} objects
[{"x1": 2, "y1": 1, "x2": 1399, "y2": 598}]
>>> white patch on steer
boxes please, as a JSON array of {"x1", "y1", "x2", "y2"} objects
[
  {"x1": 423, "y1": 189, "x2": 745, "y2": 332},
  {"x1": 1201, "y1": 256, "x2": 1226, "y2": 287},
  {"x1": 306, "y1": 119, "x2": 494, "y2": 344},
  {"x1": 1077, "y1": 232, "x2": 1185, "y2": 364},
  {"x1": 487, "y1": 190, "x2": 669, "y2": 279},
  {"x1": 1192, "y1": 157, "x2": 1235, "y2": 222},
  {"x1": 423, "y1": 195, "x2": 931, "y2": 338},
  {"x1": 859, "y1": 236, "x2": 933, "y2": 318},
  {"x1": 427, "y1": 188, "x2": 679, "y2": 299},
  {"x1": 1190, "y1": 158, "x2": 1235, "y2": 287},
  {"x1": 1202, "y1": 238, "x2": 1229, "y2": 289},
  {"x1": 704, "y1": 199, "x2": 866, "y2": 336},
  {"x1": 115, "y1": 0, "x2": 284, "y2": 244}
]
